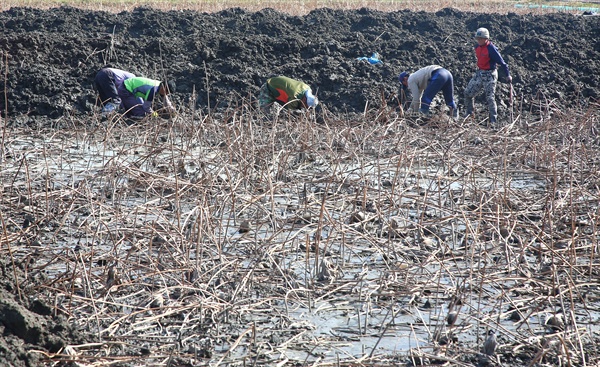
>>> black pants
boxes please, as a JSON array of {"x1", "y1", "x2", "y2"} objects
[{"x1": 93, "y1": 69, "x2": 121, "y2": 105}]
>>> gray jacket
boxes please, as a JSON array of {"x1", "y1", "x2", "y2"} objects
[{"x1": 406, "y1": 65, "x2": 442, "y2": 112}]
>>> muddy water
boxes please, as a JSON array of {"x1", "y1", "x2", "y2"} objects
[{"x1": 2, "y1": 111, "x2": 599, "y2": 366}]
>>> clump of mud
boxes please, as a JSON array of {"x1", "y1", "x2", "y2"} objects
[{"x1": 0, "y1": 258, "x2": 89, "y2": 367}]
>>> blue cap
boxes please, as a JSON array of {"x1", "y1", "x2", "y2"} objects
[{"x1": 398, "y1": 71, "x2": 409, "y2": 83}]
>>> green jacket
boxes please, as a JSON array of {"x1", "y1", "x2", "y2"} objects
[
  {"x1": 124, "y1": 77, "x2": 161, "y2": 101},
  {"x1": 122, "y1": 77, "x2": 173, "y2": 116},
  {"x1": 267, "y1": 76, "x2": 310, "y2": 110}
]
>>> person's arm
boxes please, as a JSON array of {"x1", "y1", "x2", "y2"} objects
[
  {"x1": 162, "y1": 95, "x2": 174, "y2": 110},
  {"x1": 407, "y1": 79, "x2": 422, "y2": 112},
  {"x1": 399, "y1": 86, "x2": 411, "y2": 111},
  {"x1": 489, "y1": 44, "x2": 510, "y2": 79},
  {"x1": 131, "y1": 83, "x2": 156, "y2": 115},
  {"x1": 142, "y1": 100, "x2": 153, "y2": 115}
]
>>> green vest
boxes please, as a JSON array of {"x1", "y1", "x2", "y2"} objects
[
  {"x1": 124, "y1": 77, "x2": 161, "y2": 101},
  {"x1": 267, "y1": 76, "x2": 309, "y2": 109}
]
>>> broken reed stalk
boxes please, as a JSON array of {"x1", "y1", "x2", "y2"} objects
[
  {"x1": 2, "y1": 52, "x2": 8, "y2": 160},
  {"x1": 203, "y1": 61, "x2": 210, "y2": 115},
  {"x1": 0, "y1": 210, "x2": 22, "y2": 301}
]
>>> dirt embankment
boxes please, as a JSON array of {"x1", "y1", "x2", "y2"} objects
[
  {"x1": 0, "y1": 6, "x2": 598, "y2": 121},
  {"x1": 0, "y1": 257, "x2": 89, "y2": 367}
]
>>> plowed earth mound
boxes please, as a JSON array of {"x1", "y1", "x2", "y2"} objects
[{"x1": 0, "y1": 6, "x2": 598, "y2": 122}]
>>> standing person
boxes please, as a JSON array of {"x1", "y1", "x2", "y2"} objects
[
  {"x1": 398, "y1": 65, "x2": 458, "y2": 119},
  {"x1": 93, "y1": 67, "x2": 135, "y2": 115},
  {"x1": 118, "y1": 77, "x2": 175, "y2": 119},
  {"x1": 258, "y1": 76, "x2": 318, "y2": 111},
  {"x1": 463, "y1": 27, "x2": 512, "y2": 124}
]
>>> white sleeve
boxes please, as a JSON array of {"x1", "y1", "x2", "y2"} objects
[{"x1": 408, "y1": 80, "x2": 422, "y2": 112}]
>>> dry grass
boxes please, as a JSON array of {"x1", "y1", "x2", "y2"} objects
[
  {"x1": 2, "y1": 95, "x2": 599, "y2": 365},
  {"x1": 1, "y1": 0, "x2": 594, "y2": 14}
]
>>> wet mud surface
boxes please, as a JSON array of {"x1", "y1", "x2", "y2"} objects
[
  {"x1": 0, "y1": 6, "x2": 599, "y2": 367},
  {"x1": 0, "y1": 6, "x2": 598, "y2": 120}
]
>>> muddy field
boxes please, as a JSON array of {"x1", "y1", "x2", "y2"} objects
[{"x1": 1, "y1": 5, "x2": 600, "y2": 367}]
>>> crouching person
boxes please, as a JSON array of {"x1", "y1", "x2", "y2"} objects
[
  {"x1": 258, "y1": 76, "x2": 320, "y2": 119},
  {"x1": 118, "y1": 77, "x2": 176, "y2": 119},
  {"x1": 399, "y1": 65, "x2": 458, "y2": 120},
  {"x1": 93, "y1": 67, "x2": 135, "y2": 115}
]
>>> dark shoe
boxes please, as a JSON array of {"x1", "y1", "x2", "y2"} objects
[
  {"x1": 419, "y1": 108, "x2": 431, "y2": 116},
  {"x1": 125, "y1": 115, "x2": 144, "y2": 126}
]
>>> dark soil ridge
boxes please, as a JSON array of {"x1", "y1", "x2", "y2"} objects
[
  {"x1": 0, "y1": 258, "x2": 89, "y2": 367},
  {"x1": 0, "y1": 6, "x2": 598, "y2": 120}
]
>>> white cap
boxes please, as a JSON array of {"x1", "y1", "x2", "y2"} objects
[
  {"x1": 305, "y1": 90, "x2": 318, "y2": 108},
  {"x1": 475, "y1": 27, "x2": 490, "y2": 39}
]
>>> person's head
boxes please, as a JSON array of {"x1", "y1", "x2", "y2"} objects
[
  {"x1": 304, "y1": 89, "x2": 318, "y2": 108},
  {"x1": 474, "y1": 27, "x2": 490, "y2": 45},
  {"x1": 398, "y1": 71, "x2": 410, "y2": 87},
  {"x1": 159, "y1": 80, "x2": 176, "y2": 96}
]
